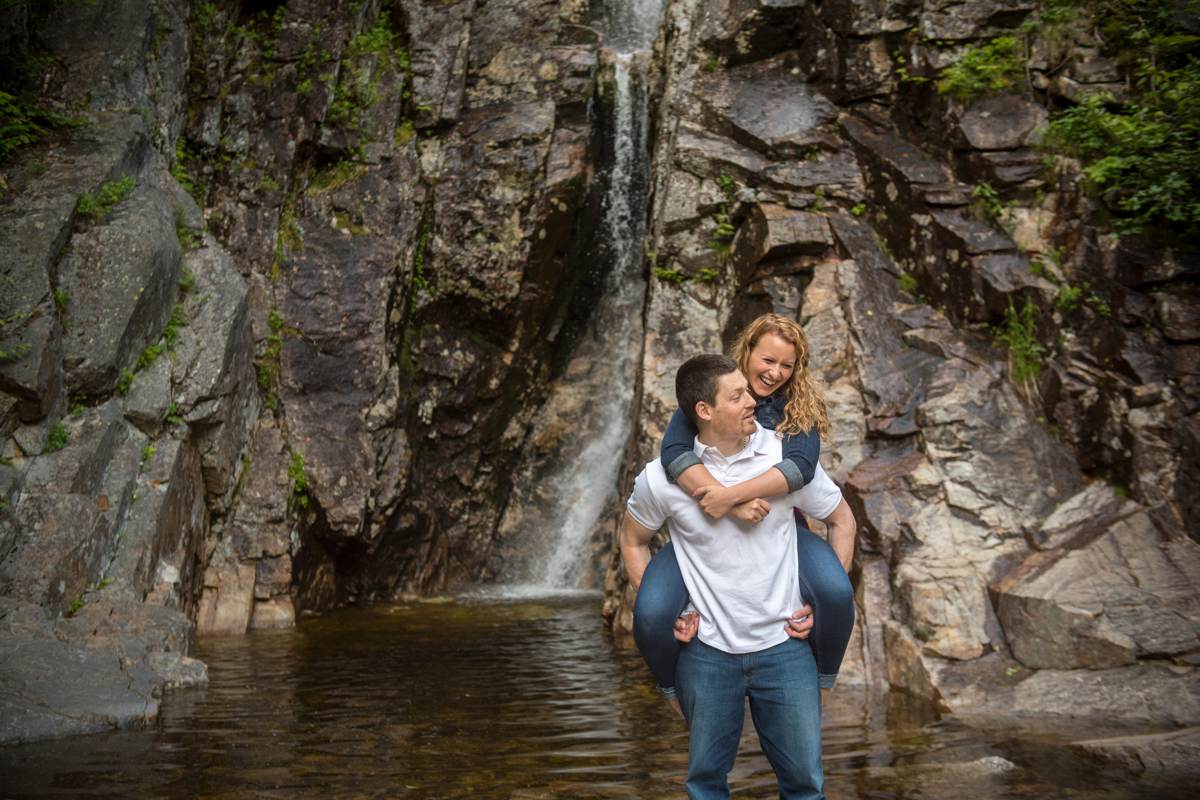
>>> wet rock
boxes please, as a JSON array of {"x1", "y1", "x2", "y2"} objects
[
  {"x1": 694, "y1": 60, "x2": 839, "y2": 158},
  {"x1": 250, "y1": 595, "x2": 295, "y2": 629},
  {"x1": 993, "y1": 511, "x2": 1200, "y2": 669},
  {"x1": 1071, "y1": 727, "x2": 1200, "y2": 782},
  {"x1": 0, "y1": 596, "x2": 205, "y2": 744}
]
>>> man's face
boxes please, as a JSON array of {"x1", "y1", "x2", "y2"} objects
[{"x1": 698, "y1": 370, "x2": 757, "y2": 440}]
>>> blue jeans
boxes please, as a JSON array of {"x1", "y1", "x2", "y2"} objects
[
  {"x1": 632, "y1": 525, "x2": 854, "y2": 696},
  {"x1": 677, "y1": 638, "x2": 824, "y2": 800}
]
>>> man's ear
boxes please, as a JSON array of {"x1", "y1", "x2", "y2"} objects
[{"x1": 695, "y1": 401, "x2": 713, "y2": 422}]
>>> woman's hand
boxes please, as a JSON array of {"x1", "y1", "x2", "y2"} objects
[
  {"x1": 785, "y1": 604, "x2": 815, "y2": 639},
  {"x1": 728, "y1": 498, "x2": 771, "y2": 525},
  {"x1": 674, "y1": 611, "x2": 700, "y2": 642},
  {"x1": 692, "y1": 484, "x2": 740, "y2": 519}
]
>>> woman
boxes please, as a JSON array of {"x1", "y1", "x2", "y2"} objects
[{"x1": 632, "y1": 313, "x2": 855, "y2": 710}]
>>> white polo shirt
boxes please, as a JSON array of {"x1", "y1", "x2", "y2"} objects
[{"x1": 626, "y1": 422, "x2": 843, "y2": 654}]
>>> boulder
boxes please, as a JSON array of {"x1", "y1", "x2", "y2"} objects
[
  {"x1": 955, "y1": 96, "x2": 1048, "y2": 151},
  {"x1": 992, "y1": 511, "x2": 1200, "y2": 669}
]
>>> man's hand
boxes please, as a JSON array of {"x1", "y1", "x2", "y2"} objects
[
  {"x1": 784, "y1": 603, "x2": 814, "y2": 639},
  {"x1": 692, "y1": 484, "x2": 740, "y2": 519},
  {"x1": 728, "y1": 498, "x2": 771, "y2": 525},
  {"x1": 674, "y1": 611, "x2": 699, "y2": 642}
]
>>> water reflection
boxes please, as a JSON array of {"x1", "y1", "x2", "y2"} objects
[{"x1": 0, "y1": 598, "x2": 1187, "y2": 799}]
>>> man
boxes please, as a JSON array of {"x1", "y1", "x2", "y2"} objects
[{"x1": 619, "y1": 354, "x2": 856, "y2": 800}]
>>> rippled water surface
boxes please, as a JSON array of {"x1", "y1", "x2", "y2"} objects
[{"x1": 0, "y1": 598, "x2": 1187, "y2": 798}]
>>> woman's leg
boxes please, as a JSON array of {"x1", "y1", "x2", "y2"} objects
[
  {"x1": 632, "y1": 540, "x2": 690, "y2": 700},
  {"x1": 793, "y1": 522, "x2": 855, "y2": 694}
]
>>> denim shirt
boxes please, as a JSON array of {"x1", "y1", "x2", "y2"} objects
[{"x1": 660, "y1": 392, "x2": 820, "y2": 492}]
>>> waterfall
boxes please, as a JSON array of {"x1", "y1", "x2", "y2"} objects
[{"x1": 483, "y1": 1, "x2": 664, "y2": 596}]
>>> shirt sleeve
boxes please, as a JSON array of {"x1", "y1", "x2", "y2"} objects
[
  {"x1": 661, "y1": 408, "x2": 701, "y2": 483},
  {"x1": 626, "y1": 466, "x2": 668, "y2": 531},
  {"x1": 788, "y1": 463, "x2": 842, "y2": 521},
  {"x1": 775, "y1": 426, "x2": 820, "y2": 492}
]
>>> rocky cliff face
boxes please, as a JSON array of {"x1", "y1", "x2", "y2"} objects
[
  {"x1": 1, "y1": 0, "x2": 606, "y2": 741},
  {"x1": 599, "y1": 0, "x2": 1200, "y2": 743},
  {"x1": 1, "y1": 0, "x2": 1197, "y2": 756}
]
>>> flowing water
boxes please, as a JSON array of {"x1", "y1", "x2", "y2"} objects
[
  {"x1": 492, "y1": 1, "x2": 663, "y2": 592},
  {"x1": 0, "y1": 598, "x2": 1185, "y2": 799}
]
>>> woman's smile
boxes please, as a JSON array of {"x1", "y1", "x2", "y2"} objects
[{"x1": 747, "y1": 332, "x2": 797, "y2": 398}]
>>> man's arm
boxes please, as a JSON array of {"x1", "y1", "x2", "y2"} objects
[
  {"x1": 818, "y1": 497, "x2": 856, "y2": 573},
  {"x1": 680, "y1": 465, "x2": 789, "y2": 519},
  {"x1": 618, "y1": 511, "x2": 658, "y2": 592}
]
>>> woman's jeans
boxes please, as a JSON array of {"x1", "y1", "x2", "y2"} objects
[
  {"x1": 678, "y1": 638, "x2": 824, "y2": 800},
  {"x1": 632, "y1": 524, "x2": 854, "y2": 696}
]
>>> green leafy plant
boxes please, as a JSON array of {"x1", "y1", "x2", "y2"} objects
[
  {"x1": 140, "y1": 444, "x2": 156, "y2": 468},
  {"x1": 165, "y1": 401, "x2": 182, "y2": 426},
  {"x1": 65, "y1": 597, "x2": 85, "y2": 617},
  {"x1": 850, "y1": 202, "x2": 867, "y2": 217},
  {"x1": 288, "y1": 451, "x2": 311, "y2": 512},
  {"x1": 995, "y1": 297, "x2": 1048, "y2": 382},
  {"x1": 654, "y1": 265, "x2": 687, "y2": 284},
  {"x1": 970, "y1": 181, "x2": 1005, "y2": 220},
  {"x1": 76, "y1": 176, "x2": 135, "y2": 222},
  {"x1": 53, "y1": 288, "x2": 70, "y2": 313},
  {"x1": 178, "y1": 267, "x2": 196, "y2": 292},
  {"x1": 936, "y1": 36, "x2": 1023, "y2": 103},
  {"x1": 693, "y1": 267, "x2": 720, "y2": 284},
  {"x1": 174, "y1": 207, "x2": 204, "y2": 252},
  {"x1": 116, "y1": 369, "x2": 134, "y2": 396},
  {"x1": 1043, "y1": 63, "x2": 1200, "y2": 234},
  {"x1": 898, "y1": 272, "x2": 920, "y2": 295},
  {"x1": 0, "y1": 89, "x2": 79, "y2": 163},
  {"x1": 43, "y1": 422, "x2": 69, "y2": 453}
]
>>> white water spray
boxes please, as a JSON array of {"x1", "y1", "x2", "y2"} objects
[{"x1": 480, "y1": 1, "x2": 664, "y2": 598}]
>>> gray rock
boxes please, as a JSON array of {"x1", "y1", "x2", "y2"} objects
[
  {"x1": 733, "y1": 204, "x2": 834, "y2": 273},
  {"x1": 1071, "y1": 727, "x2": 1200, "y2": 782},
  {"x1": 993, "y1": 511, "x2": 1200, "y2": 669},
  {"x1": 170, "y1": 236, "x2": 255, "y2": 512},
  {"x1": 59, "y1": 178, "x2": 183, "y2": 396},
  {"x1": 0, "y1": 113, "x2": 149, "y2": 421},
  {"x1": 1154, "y1": 286, "x2": 1200, "y2": 342},
  {"x1": 695, "y1": 60, "x2": 839, "y2": 157},
  {"x1": 1, "y1": 406, "x2": 145, "y2": 614},
  {"x1": 919, "y1": 0, "x2": 1035, "y2": 41},
  {"x1": 123, "y1": 353, "x2": 171, "y2": 435},
  {"x1": 955, "y1": 96, "x2": 1049, "y2": 151}
]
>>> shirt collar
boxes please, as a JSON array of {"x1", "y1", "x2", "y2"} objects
[{"x1": 693, "y1": 422, "x2": 772, "y2": 462}]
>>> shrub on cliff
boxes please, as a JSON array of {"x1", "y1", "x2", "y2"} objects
[
  {"x1": 936, "y1": 37, "x2": 1024, "y2": 103},
  {"x1": 1044, "y1": 62, "x2": 1200, "y2": 234}
]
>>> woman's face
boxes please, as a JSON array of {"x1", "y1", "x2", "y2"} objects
[{"x1": 746, "y1": 331, "x2": 796, "y2": 398}]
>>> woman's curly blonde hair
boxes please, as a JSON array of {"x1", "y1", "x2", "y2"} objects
[{"x1": 732, "y1": 313, "x2": 829, "y2": 438}]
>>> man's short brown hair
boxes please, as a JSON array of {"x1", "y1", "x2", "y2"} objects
[{"x1": 676, "y1": 354, "x2": 738, "y2": 427}]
